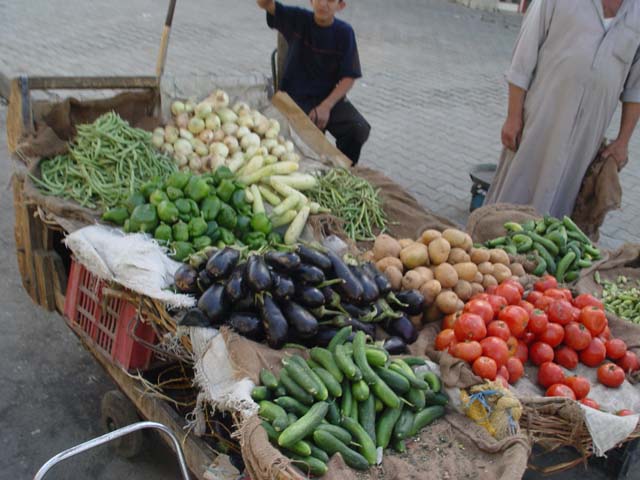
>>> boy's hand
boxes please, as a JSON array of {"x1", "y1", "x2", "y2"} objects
[
  {"x1": 310, "y1": 103, "x2": 331, "y2": 130},
  {"x1": 257, "y1": 0, "x2": 276, "y2": 13}
]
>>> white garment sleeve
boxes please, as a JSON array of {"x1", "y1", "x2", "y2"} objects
[
  {"x1": 622, "y1": 47, "x2": 640, "y2": 103},
  {"x1": 506, "y1": 0, "x2": 555, "y2": 90}
]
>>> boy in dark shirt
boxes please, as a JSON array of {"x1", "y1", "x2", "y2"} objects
[{"x1": 257, "y1": 0, "x2": 370, "y2": 164}]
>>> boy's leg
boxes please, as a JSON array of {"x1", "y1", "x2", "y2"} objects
[{"x1": 326, "y1": 99, "x2": 371, "y2": 165}]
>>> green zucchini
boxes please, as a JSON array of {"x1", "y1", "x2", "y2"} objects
[
  {"x1": 365, "y1": 347, "x2": 388, "y2": 367},
  {"x1": 309, "y1": 443, "x2": 329, "y2": 463},
  {"x1": 424, "y1": 390, "x2": 449, "y2": 407},
  {"x1": 402, "y1": 357, "x2": 427, "y2": 367},
  {"x1": 261, "y1": 420, "x2": 279, "y2": 443},
  {"x1": 340, "y1": 379, "x2": 353, "y2": 417},
  {"x1": 406, "y1": 387, "x2": 426, "y2": 411},
  {"x1": 283, "y1": 356, "x2": 318, "y2": 396},
  {"x1": 326, "y1": 400, "x2": 341, "y2": 425},
  {"x1": 259, "y1": 400, "x2": 289, "y2": 432},
  {"x1": 420, "y1": 371, "x2": 442, "y2": 393}
]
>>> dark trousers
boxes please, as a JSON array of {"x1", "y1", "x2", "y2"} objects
[{"x1": 296, "y1": 97, "x2": 371, "y2": 165}]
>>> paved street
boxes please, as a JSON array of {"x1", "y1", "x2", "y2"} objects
[{"x1": 0, "y1": 0, "x2": 639, "y2": 478}]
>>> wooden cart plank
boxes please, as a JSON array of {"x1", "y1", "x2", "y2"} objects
[{"x1": 26, "y1": 76, "x2": 158, "y2": 90}]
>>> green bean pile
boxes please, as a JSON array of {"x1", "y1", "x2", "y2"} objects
[
  {"x1": 307, "y1": 168, "x2": 387, "y2": 242},
  {"x1": 596, "y1": 273, "x2": 640, "y2": 324},
  {"x1": 31, "y1": 112, "x2": 176, "y2": 210}
]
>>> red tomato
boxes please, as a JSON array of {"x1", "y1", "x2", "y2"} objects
[
  {"x1": 496, "y1": 282, "x2": 522, "y2": 305},
  {"x1": 538, "y1": 361, "x2": 565, "y2": 388},
  {"x1": 564, "y1": 322, "x2": 592, "y2": 351},
  {"x1": 570, "y1": 307, "x2": 581, "y2": 322},
  {"x1": 530, "y1": 342, "x2": 555, "y2": 366},
  {"x1": 498, "y1": 305, "x2": 529, "y2": 338},
  {"x1": 617, "y1": 409, "x2": 635, "y2": 416},
  {"x1": 573, "y1": 294, "x2": 604, "y2": 311},
  {"x1": 441, "y1": 311, "x2": 462, "y2": 331},
  {"x1": 498, "y1": 365, "x2": 510, "y2": 382},
  {"x1": 503, "y1": 278, "x2": 525, "y2": 296},
  {"x1": 515, "y1": 341, "x2": 529, "y2": 364},
  {"x1": 522, "y1": 331, "x2": 537, "y2": 345},
  {"x1": 487, "y1": 321, "x2": 511, "y2": 341},
  {"x1": 605, "y1": 339, "x2": 627, "y2": 360},
  {"x1": 580, "y1": 398, "x2": 600, "y2": 409},
  {"x1": 545, "y1": 289, "x2": 569, "y2": 301},
  {"x1": 559, "y1": 288, "x2": 573, "y2": 302},
  {"x1": 454, "y1": 313, "x2": 487, "y2": 342},
  {"x1": 447, "y1": 337, "x2": 458, "y2": 353},
  {"x1": 597, "y1": 363, "x2": 625, "y2": 388},
  {"x1": 435, "y1": 329, "x2": 457, "y2": 351},
  {"x1": 526, "y1": 290, "x2": 544, "y2": 305},
  {"x1": 534, "y1": 275, "x2": 558, "y2": 292},
  {"x1": 599, "y1": 326, "x2": 612, "y2": 342},
  {"x1": 548, "y1": 300, "x2": 574, "y2": 326},
  {"x1": 538, "y1": 322, "x2": 565, "y2": 348},
  {"x1": 451, "y1": 340, "x2": 483, "y2": 363},
  {"x1": 580, "y1": 307, "x2": 607, "y2": 337},
  {"x1": 518, "y1": 300, "x2": 535, "y2": 315},
  {"x1": 470, "y1": 293, "x2": 490, "y2": 302},
  {"x1": 617, "y1": 351, "x2": 640, "y2": 373},
  {"x1": 464, "y1": 299, "x2": 494, "y2": 325},
  {"x1": 546, "y1": 383, "x2": 576, "y2": 400},
  {"x1": 487, "y1": 295, "x2": 508, "y2": 317},
  {"x1": 506, "y1": 336, "x2": 518, "y2": 358},
  {"x1": 555, "y1": 346, "x2": 579, "y2": 370},
  {"x1": 506, "y1": 357, "x2": 524, "y2": 384},
  {"x1": 579, "y1": 338, "x2": 607, "y2": 367},
  {"x1": 564, "y1": 376, "x2": 590, "y2": 400},
  {"x1": 528, "y1": 309, "x2": 549, "y2": 336},
  {"x1": 534, "y1": 296, "x2": 555, "y2": 313},
  {"x1": 486, "y1": 285, "x2": 498, "y2": 295},
  {"x1": 480, "y1": 336, "x2": 510, "y2": 368},
  {"x1": 472, "y1": 356, "x2": 497, "y2": 380}
]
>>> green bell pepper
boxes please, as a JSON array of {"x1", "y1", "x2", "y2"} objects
[
  {"x1": 201, "y1": 196, "x2": 222, "y2": 221},
  {"x1": 157, "y1": 200, "x2": 179, "y2": 224},
  {"x1": 218, "y1": 228, "x2": 236, "y2": 245},
  {"x1": 129, "y1": 204, "x2": 158, "y2": 233},
  {"x1": 175, "y1": 198, "x2": 191, "y2": 215},
  {"x1": 217, "y1": 204, "x2": 238, "y2": 230},
  {"x1": 123, "y1": 219, "x2": 131, "y2": 233},
  {"x1": 236, "y1": 215, "x2": 252, "y2": 236},
  {"x1": 166, "y1": 186, "x2": 184, "y2": 201},
  {"x1": 206, "y1": 221, "x2": 221, "y2": 243},
  {"x1": 172, "y1": 241, "x2": 194, "y2": 262},
  {"x1": 154, "y1": 223, "x2": 173, "y2": 244},
  {"x1": 172, "y1": 221, "x2": 189, "y2": 242},
  {"x1": 166, "y1": 171, "x2": 192, "y2": 190},
  {"x1": 216, "y1": 166, "x2": 234, "y2": 181},
  {"x1": 125, "y1": 192, "x2": 146, "y2": 214},
  {"x1": 188, "y1": 199, "x2": 200, "y2": 217},
  {"x1": 243, "y1": 231, "x2": 267, "y2": 250},
  {"x1": 140, "y1": 179, "x2": 161, "y2": 199},
  {"x1": 250, "y1": 213, "x2": 272, "y2": 235},
  {"x1": 150, "y1": 189, "x2": 169, "y2": 207},
  {"x1": 185, "y1": 176, "x2": 210, "y2": 202},
  {"x1": 101, "y1": 206, "x2": 129, "y2": 226},
  {"x1": 267, "y1": 232, "x2": 283, "y2": 245},
  {"x1": 189, "y1": 217, "x2": 208, "y2": 238},
  {"x1": 216, "y1": 179, "x2": 236, "y2": 203},
  {"x1": 231, "y1": 189, "x2": 247, "y2": 211},
  {"x1": 193, "y1": 235, "x2": 213, "y2": 250}
]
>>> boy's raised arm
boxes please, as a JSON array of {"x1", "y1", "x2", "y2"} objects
[{"x1": 256, "y1": 0, "x2": 276, "y2": 15}]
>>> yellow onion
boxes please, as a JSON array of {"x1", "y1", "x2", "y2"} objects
[
  {"x1": 224, "y1": 135, "x2": 240, "y2": 154},
  {"x1": 240, "y1": 133, "x2": 261, "y2": 150},
  {"x1": 175, "y1": 112, "x2": 190, "y2": 129},
  {"x1": 195, "y1": 101, "x2": 213, "y2": 119},
  {"x1": 174, "y1": 153, "x2": 189, "y2": 167},
  {"x1": 233, "y1": 102, "x2": 251, "y2": 117},
  {"x1": 188, "y1": 117, "x2": 205, "y2": 135},
  {"x1": 174, "y1": 139, "x2": 193, "y2": 157},
  {"x1": 285, "y1": 140, "x2": 295, "y2": 153},
  {"x1": 194, "y1": 141, "x2": 209, "y2": 157},
  {"x1": 188, "y1": 153, "x2": 202, "y2": 171},
  {"x1": 222, "y1": 122, "x2": 239, "y2": 137},
  {"x1": 210, "y1": 89, "x2": 229, "y2": 110},
  {"x1": 162, "y1": 143, "x2": 174, "y2": 155},
  {"x1": 212, "y1": 128, "x2": 225, "y2": 142},
  {"x1": 237, "y1": 114, "x2": 254, "y2": 129},
  {"x1": 198, "y1": 129, "x2": 214, "y2": 144},
  {"x1": 152, "y1": 134, "x2": 165, "y2": 148},
  {"x1": 171, "y1": 101, "x2": 185, "y2": 116},
  {"x1": 209, "y1": 142, "x2": 229, "y2": 158},
  {"x1": 282, "y1": 152, "x2": 300, "y2": 163},
  {"x1": 164, "y1": 125, "x2": 179, "y2": 144},
  {"x1": 262, "y1": 138, "x2": 278, "y2": 151},
  {"x1": 205, "y1": 114, "x2": 221, "y2": 131},
  {"x1": 265, "y1": 127, "x2": 279, "y2": 139},
  {"x1": 184, "y1": 100, "x2": 195, "y2": 114},
  {"x1": 271, "y1": 145, "x2": 287, "y2": 158},
  {"x1": 179, "y1": 128, "x2": 193, "y2": 140},
  {"x1": 236, "y1": 126, "x2": 251, "y2": 139}
]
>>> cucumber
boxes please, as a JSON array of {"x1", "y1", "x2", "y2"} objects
[
  {"x1": 406, "y1": 388, "x2": 426, "y2": 411},
  {"x1": 393, "y1": 409, "x2": 415, "y2": 440},
  {"x1": 326, "y1": 400, "x2": 341, "y2": 425},
  {"x1": 278, "y1": 401, "x2": 329, "y2": 449},
  {"x1": 340, "y1": 379, "x2": 353, "y2": 417},
  {"x1": 349, "y1": 397, "x2": 359, "y2": 423},
  {"x1": 274, "y1": 396, "x2": 310, "y2": 417},
  {"x1": 390, "y1": 360, "x2": 429, "y2": 390},
  {"x1": 420, "y1": 372, "x2": 442, "y2": 393},
  {"x1": 310, "y1": 347, "x2": 344, "y2": 383},
  {"x1": 306, "y1": 366, "x2": 330, "y2": 401},
  {"x1": 312, "y1": 367, "x2": 342, "y2": 398},
  {"x1": 279, "y1": 369, "x2": 314, "y2": 405},
  {"x1": 261, "y1": 420, "x2": 279, "y2": 443},
  {"x1": 313, "y1": 430, "x2": 369, "y2": 470},
  {"x1": 376, "y1": 407, "x2": 403, "y2": 449},
  {"x1": 306, "y1": 357, "x2": 321, "y2": 370},
  {"x1": 352, "y1": 380, "x2": 370, "y2": 402},
  {"x1": 285, "y1": 439, "x2": 312, "y2": 457},
  {"x1": 402, "y1": 357, "x2": 426, "y2": 367},
  {"x1": 289, "y1": 453, "x2": 328, "y2": 477},
  {"x1": 374, "y1": 397, "x2": 384, "y2": 413},
  {"x1": 259, "y1": 400, "x2": 289, "y2": 432},
  {"x1": 365, "y1": 347, "x2": 388, "y2": 367},
  {"x1": 410, "y1": 405, "x2": 445, "y2": 436},
  {"x1": 286, "y1": 355, "x2": 321, "y2": 396},
  {"x1": 374, "y1": 366, "x2": 410, "y2": 394},
  {"x1": 287, "y1": 412, "x2": 298, "y2": 424},
  {"x1": 260, "y1": 368, "x2": 279, "y2": 390},
  {"x1": 335, "y1": 344, "x2": 362, "y2": 381},
  {"x1": 424, "y1": 390, "x2": 449, "y2": 407},
  {"x1": 317, "y1": 423, "x2": 352, "y2": 444},
  {"x1": 393, "y1": 438, "x2": 406, "y2": 453},
  {"x1": 353, "y1": 331, "x2": 378, "y2": 384},
  {"x1": 273, "y1": 384, "x2": 287, "y2": 398},
  {"x1": 372, "y1": 378, "x2": 401, "y2": 409},
  {"x1": 327, "y1": 326, "x2": 352, "y2": 353},
  {"x1": 251, "y1": 386, "x2": 270, "y2": 402},
  {"x1": 358, "y1": 394, "x2": 376, "y2": 445},
  {"x1": 341, "y1": 416, "x2": 377, "y2": 465},
  {"x1": 309, "y1": 443, "x2": 330, "y2": 463}
]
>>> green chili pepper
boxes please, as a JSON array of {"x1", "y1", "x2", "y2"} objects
[
  {"x1": 166, "y1": 186, "x2": 184, "y2": 201},
  {"x1": 512, "y1": 234, "x2": 533, "y2": 253},
  {"x1": 189, "y1": 217, "x2": 208, "y2": 238},
  {"x1": 562, "y1": 216, "x2": 591, "y2": 245},
  {"x1": 533, "y1": 242, "x2": 557, "y2": 275},
  {"x1": 101, "y1": 206, "x2": 129, "y2": 226},
  {"x1": 533, "y1": 255, "x2": 547, "y2": 276},
  {"x1": 150, "y1": 189, "x2": 169, "y2": 207},
  {"x1": 217, "y1": 204, "x2": 238, "y2": 230},
  {"x1": 154, "y1": 223, "x2": 173, "y2": 244},
  {"x1": 185, "y1": 176, "x2": 210, "y2": 202},
  {"x1": 217, "y1": 179, "x2": 236, "y2": 203},
  {"x1": 555, "y1": 251, "x2": 577, "y2": 282},
  {"x1": 172, "y1": 221, "x2": 189, "y2": 242},
  {"x1": 251, "y1": 212, "x2": 273, "y2": 235},
  {"x1": 201, "y1": 196, "x2": 222, "y2": 221},
  {"x1": 157, "y1": 200, "x2": 179, "y2": 224},
  {"x1": 129, "y1": 204, "x2": 158, "y2": 233}
]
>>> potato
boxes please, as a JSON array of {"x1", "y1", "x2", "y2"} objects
[
  {"x1": 454, "y1": 280, "x2": 473, "y2": 302},
  {"x1": 455, "y1": 298, "x2": 465, "y2": 312},
  {"x1": 442, "y1": 228, "x2": 467, "y2": 248},
  {"x1": 400, "y1": 243, "x2": 429, "y2": 269},
  {"x1": 489, "y1": 248, "x2": 511, "y2": 265},
  {"x1": 448, "y1": 248, "x2": 470, "y2": 264},
  {"x1": 424, "y1": 303, "x2": 443, "y2": 323},
  {"x1": 420, "y1": 279, "x2": 442, "y2": 305},
  {"x1": 461, "y1": 234, "x2": 474, "y2": 252},
  {"x1": 493, "y1": 264, "x2": 512, "y2": 283},
  {"x1": 419, "y1": 229, "x2": 442, "y2": 245},
  {"x1": 434, "y1": 263, "x2": 459, "y2": 288},
  {"x1": 453, "y1": 262, "x2": 479, "y2": 282},
  {"x1": 482, "y1": 274, "x2": 498, "y2": 288},
  {"x1": 509, "y1": 263, "x2": 526, "y2": 277},
  {"x1": 361, "y1": 250, "x2": 375, "y2": 262},
  {"x1": 478, "y1": 261, "x2": 494, "y2": 275},
  {"x1": 373, "y1": 234, "x2": 402, "y2": 260},
  {"x1": 470, "y1": 248, "x2": 491, "y2": 265},
  {"x1": 471, "y1": 282, "x2": 485, "y2": 296},
  {"x1": 399, "y1": 238, "x2": 415, "y2": 249},
  {"x1": 402, "y1": 270, "x2": 426, "y2": 291},
  {"x1": 413, "y1": 266, "x2": 434, "y2": 284},
  {"x1": 436, "y1": 291, "x2": 461, "y2": 314},
  {"x1": 385, "y1": 266, "x2": 403, "y2": 290},
  {"x1": 376, "y1": 256, "x2": 404, "y2": 273},
  {"x1": 474, "y1": 271, "x2": 484, "y2": 283},
  {"x1": 428, "y1": 237, "x2": 451, "y2": 265},
  {"x1": 409, "y1": 314, "x2": 423, "y2": 329}
]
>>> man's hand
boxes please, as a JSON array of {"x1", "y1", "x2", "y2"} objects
[
  {"x1": 257, "y1": 0, "x2": 275, "y2": 13},
  {"x1": 501, "y1": 115, "x2": 523, "y2": 151},
  {"x1": 310, "y1": 103, "x2": 332, "y2": 130},
  {"x1": 601, "y1": 138, "x2": 629, "y2": 170}
]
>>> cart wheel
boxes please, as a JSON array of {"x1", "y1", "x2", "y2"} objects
[{"x1": 100, "y1": 390, "x2": 144, "y2": 458}]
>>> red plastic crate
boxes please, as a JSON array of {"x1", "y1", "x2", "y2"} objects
[{"x1": 63, "y1": 260, "x2": 156, "y2": 370}]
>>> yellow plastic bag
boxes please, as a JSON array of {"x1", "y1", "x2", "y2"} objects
[{"x1": 460, "y1": 381, "x2": 522, "y2": 440}]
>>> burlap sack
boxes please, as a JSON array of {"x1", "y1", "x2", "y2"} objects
[{"x1": 465, "y1": 203, "x2": 540, "y2": 244}]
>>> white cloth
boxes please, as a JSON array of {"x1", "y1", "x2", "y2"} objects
[
  {"x1": 604, "y1": 17, "x2": 615, "y2": 31},
  {"x1": 486, "y1": 0, "x2": 640, "y2": 217}
]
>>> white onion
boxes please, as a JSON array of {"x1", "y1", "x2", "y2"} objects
[
  {"x1": 162, "y1": 143, "x2": 174, "y2": 155},
  {"x1": 265, "y1": 127, "x2": 279, "y2": 139},
  {"x1": 195, "y1": 101, "x2": 213, "y2": 119},
  {"x1": 236, "y1": 126, "x2": 251, "y2": 139},
  {"x1": 231, "y1": 151, "x2": 245, "y2": 163},
  {"x1": 209, "y1": 142, "x2": 229, "y2": 158},
  {"x1": 184, "y1": 100, "x2": 195, "y2": 114},
  {"x1": 175, "y1": 153, "x2": 189, "y2": 167},
  {"x1": 152, "y1": 134, "x2": 165, "y2": 148},
  {"x1": 208, "y1": 154, "x2": 225, "y2": 171},
  {"x1": 244, "y1": 146, "x2": 259, "y2": 159},
  {"x1": 174, "y1": 139, "x2": 193, "y2": 156},
  {"x1": 257, "y1": 146, "x2": 269, "y2": 157},
  {"x1": 164, "y1": 125, "x2": 179, "y2": 144},
  {"x1": 179, "y1": 128, "x2": 193, "y2": 140},
  {"x1": 255, "y1": 117, "x2": 270, "y2": 136},
  {"x1": 285, "y1": 140, "x2": 295, "y2": 153},
  {"x1": 262, "y1": 138, "x2": 278, "y2": 151},
  {"x1": 153, "y1": 127, "x2": 165, "y2": 137},
  {"x1": 222, "y1": 122, "x2": 239, "y2": 137},
  {"x1": 188, "y1": 117, "x2": 205, "y2": 135},
  {"x1": 282, "y1": 152, "x2": 300, "y2": 163},
  {"x1": 198, "y1": 129, "x2": 214, "y2": 144},
  {"x1": 195, "y1": 142, "x2": 209, "y2": 157},
  {"x1": 224, "y1": 135, "x2": 240, "y2": 154},
  {"x1": 179, "y1": 165, "x2": 190, "y2": 172},
  {"x1": 233, "y1": 102, "x2": 251, "y2": 116},
  {"x1": 277, "y1": 135, "x2": 287, "y2": 145},
  {"x1": 217, "y1": 108, "x2": 238, "y2": 125},
  {"x1": 268, "y1": 119, "x2": 281, "y2": 133},
  {"x1": 205, "y1": 114, "x2": 221, "y2": 131},
  {"x1": 240, "y1": 132, "x2": 261, "y2": 150},
  {"x1": 212, "y1": 128, "x2": 225, "y2": 142},
  {"x1": 237, "y1": 114, "x2": 254, "y2": 129},
  {"x1": 175, "y1": 112, "x2": 190, "y2": 129},
  {"x1": 189, "y1": 154, "x2": 202, "y2": 171},
  {"x1": 271, "y1": 145, "x2": 287, "y2": 158},
  {"x1": 171, "y1": 101, "x2": 185, "y2": 116},
  {"x1": 264, "y1": 154, "x2": 278, "y2": 165},
  {"x1": 210, "y1": 89, "x2": 229, "y2": 110}
]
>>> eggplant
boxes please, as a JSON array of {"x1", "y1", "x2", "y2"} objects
[
  {"x1": 204, "y1": 247, "x2": 218, "y2": 259},
  {"x1": 245, "y1": 255, "x2": 272, "y2": 292},
  {"x1": 264, "y1": 251, "x2": 301, "y2": 271},
  {"x1": 295, "y1": 285, "x2": 326, "y2": 309},
  {"x1": 271, "y1": 272, "x2": 295, "y2": 301},
  {"x1": 281, "y1": 300, "x2": 319, "y2": 339},
  {"x1": 259, "y1": 295, "x2": 289, "y2": 349},
  {"x1": 383, "y1": 336, "x2": 408, "y2": 355},
  {"x1": 225, "y1": 263, "x2": 246, "y2": 303},
  {"x1": 197, "y1": 269, "x2": 213, "y2": 293},
  {"x1": 362, "y1": 262, "x2": 392, "y2": 296},
  {"x1": 229, "y1": 312, "x2": 265, "y2": 341},
  {"x1": 178, "y1": 308, "x2": 210, "y2": 327},
  {"x1": 232, "y1": 294, "x2": 255, "y2": 312},
  {"x1": 296, "y1": 245, "x2": 332, "y2": 271},
  {"x1": 390, "y1": 290, "x2": 425, "y2": 316},
  {"x1": 295, "y1": 264, "x2": 325, "y2": 284},
  {"x1": 311, "y1": 327, "x2": 340, "y2": 347},
  {"x1": 206, "y1": 247, "x2": 240, "y2": 280},
  {"x1": 385, "y1": 314, "x2": 418, "y2": 344},
  {"x1": 198, "y1": 284, "x2": 230, "y2": 325},
  {"x1": 326, "y1": 250, "x2": 364, "y2": 303},
  {"x1": 342, "y1": 302, "x2": 369, "y2": 319},
  {"x1": 174, "y1": 264, "x2": 199, "y2": 293},
  {"x1": 350, "y1": 265, "x2": 380, "y2": 304},
  {"x1": 326, "y1": 316, "x2": 376, "y2": 338}
]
